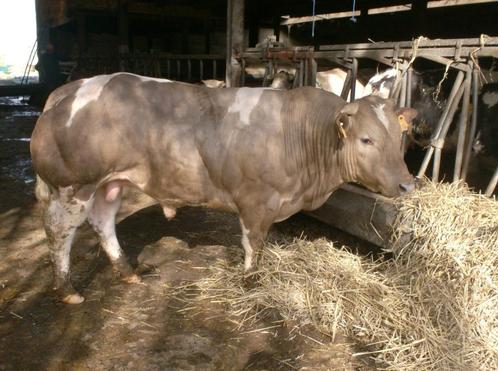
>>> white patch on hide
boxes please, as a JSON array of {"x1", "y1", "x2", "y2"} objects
[
  {"x1": 135, "y1": 75, "x2": 172, "y2": 83},
  {"x1": 66, "y1": 75, "x2": 112, "y2": 127},
  {"x1": 483, "y1": 91, "x2": 498, "y2": 108},
  {"x1": 228, "y1": 88, "x2": 264, "y2": 125},
  {"x1": 368, "y1": 68, "x2": 397, "y2": 85},
  {"x1": 240, "y1": 220, "x2": 253, "y2": 271},
  {"x1": 373, "y1": 103, "x2": 389, "y2": 131},
  {"x1": 115, "y1": 72, "x2": 172, "y2": 84},
  {"x1": 365, "y1": 69, "x2": 397, "y2": 99}
]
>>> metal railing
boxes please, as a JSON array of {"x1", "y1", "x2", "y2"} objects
[{"x1": 239, "y1": 37, "x2": 498, "y2": 196}]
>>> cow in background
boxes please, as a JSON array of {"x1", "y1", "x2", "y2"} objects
[
  {"x1": 269, "y1": 71, "x2": 294, "y2": 89},
  {"x1": 201, "y1": 79, "x2": 226, "y2": 88}
]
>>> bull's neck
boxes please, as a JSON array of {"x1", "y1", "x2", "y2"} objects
[{"x1": 283, "y1": 117, "x2": 350, "y2": 208}]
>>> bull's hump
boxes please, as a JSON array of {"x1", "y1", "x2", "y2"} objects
[
  {"x1": 65, "y1": 73, "x2": 174, "y2": 128},
  {"x1": 227, "y1": 88, "x2": 265, "y2": 125}
]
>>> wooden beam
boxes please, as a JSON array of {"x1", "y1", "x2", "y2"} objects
[{"x1": 306, "y1": 184, "x2": 398, "y2": 248}]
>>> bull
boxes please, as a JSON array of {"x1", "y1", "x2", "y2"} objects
[{"x1": 30, "y1": 73, "x2": 416, "y2": 304}]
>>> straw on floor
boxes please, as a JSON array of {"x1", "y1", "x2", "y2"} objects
[{"x1": 179, "y1": 181, "x2": 498, "y2": 370}]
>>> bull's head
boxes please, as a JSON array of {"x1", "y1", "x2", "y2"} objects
[{"x1": 335, "y1": 96, "x2": 417, "y2": 197}]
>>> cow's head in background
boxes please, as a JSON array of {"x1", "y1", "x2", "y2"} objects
[{"x1": 335, "y1": 95, "x2": 417, "y2": 197}]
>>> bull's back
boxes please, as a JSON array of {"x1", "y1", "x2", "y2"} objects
[{"x1": 31, "y1": 74, "x2": 221, "y2": 190}]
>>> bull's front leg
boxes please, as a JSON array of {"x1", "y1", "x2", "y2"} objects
[{"x1": 239, "y1": 215, "x2": 273, "y2": 273}]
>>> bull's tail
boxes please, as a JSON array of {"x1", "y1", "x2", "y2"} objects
[{"x1": 35, "y1": 175, "x2": 52, "y2": 204}]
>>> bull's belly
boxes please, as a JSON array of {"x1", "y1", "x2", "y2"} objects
[{"x1": 142, "y1": 177, "x2": 238, "y2": 214}]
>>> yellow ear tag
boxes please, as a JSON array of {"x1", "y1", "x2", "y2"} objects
[
  {"x1": 338, "y1": 121, "x2": 348, "y2": 139},
  {"x1": 398, "y1": 114, "x2": 410, "y2": 132}
]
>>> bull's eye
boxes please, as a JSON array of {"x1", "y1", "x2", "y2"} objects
[{"x1": 361, "y1": 138, "x2": 373, "y2": 145}]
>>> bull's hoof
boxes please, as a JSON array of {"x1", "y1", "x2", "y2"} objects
[
  {"x1": 122, "y1": 274, "x2": 142, "y2": 284},
  {"x1": 62, "y1": 293, "x2": 85, "y2": 305},
  {"x1": 242, "y1": 269, "x2": 260, "y2": 288}
]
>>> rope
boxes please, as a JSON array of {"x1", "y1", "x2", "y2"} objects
[
  {"x1": 350, "y1": 0, "x2": 357, "y2": 23},
  {"x1": 433, "y1": 60, "x2": 453, "y2": 104},
  {"x1": 431, "y1": 138, "x2": 445, "y2": 150},
  {"x1": 470, "y1": 33, "x2": 490, "y2": 85},
  {"x1": 406, "y1": 36, "x2": 427, "y2": 71}
]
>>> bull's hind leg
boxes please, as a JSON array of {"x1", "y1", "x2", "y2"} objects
[
  {"x1": 87, "y1": 182, "x2": 140, "y2": 284},
  {"x1": 44, "y1": 188, "x2": 91, "y2": 304}
]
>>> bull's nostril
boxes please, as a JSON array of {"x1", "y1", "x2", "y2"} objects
[{"x1": 399, "y1": 182, "x2": 415, "y2": 194}]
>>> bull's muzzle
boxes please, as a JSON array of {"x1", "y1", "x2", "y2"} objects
[{"x1": 398, "y1": 181, "x2": 416, "y2": 194}]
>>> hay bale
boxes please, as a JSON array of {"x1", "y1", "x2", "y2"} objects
[{"x1": 181, "y1": 182, "x2": 498, "y2": 370}]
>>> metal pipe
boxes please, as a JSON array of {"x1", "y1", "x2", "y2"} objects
[
  {"x1": 432, "y1": 81, "x2": 466, "y2": 182},
  {"x1": 340, "y1": 70, "x2": 352, "y2": 100},
  {"x1": 310, "y1": 58, "x2": 317, "y2": 87},
  {"x1": 461, "y1": 68, "x2": 480, "y2": 180},
  {"x1": 399, "y1": 72, "x2": 407, "y2": 107},
  {"x1": 418, "y1": 70, "x2": 465, "y2": 178},
  {"x1": 432, "y1": 148, "x2": 442, "y2": 182},
  {"x1": 299, "y1": 59, "x2": 304, "y2": 87},
  {"x1": 213, "y1": 59, "x2": 217, "y2": 79},
  {"x1": 393, "y1": 83, "x2": 402, "y2": 105},
  {"x1": 166, "y1": 59, "x2": 171, "y2": 78},
  {"x1": 406, "y1": 68, "x2": 413, "y2": 107},
  {"x1": 388, "y1": 69, "x2": 401, "y2": 99},
  {"x1": 485, "y1": 166, "x2": 498, "y2": 197},
  {"x1": 187, "y1": 59, "x2": 192, "y2": 81},
  {"x1": 241, "y1": 57, "x2": 246, "y2": 86},
  {"x1": 453, "y1": 64, "x2": 472, "y2": 181},
  {"x1": 350, "y1": 58, "x2": 358, "y2": 101},
  {"x1": 303, "y1": 58, "x2": 309, "y2": 86},
  {"x1": 401, "y1": 68, "x2": 413, "y2": 153},
  {"x1": 200, "y1": 59, "x2": 204, "y2": 80}
]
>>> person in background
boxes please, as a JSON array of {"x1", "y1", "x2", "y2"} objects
[{"x1": 36, "y1": 43, "x2": 63, "y2": 95}]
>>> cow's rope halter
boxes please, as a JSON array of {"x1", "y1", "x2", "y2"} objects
[{"x1": 470, "y1": 34, "x2": 490, "y2": 85}]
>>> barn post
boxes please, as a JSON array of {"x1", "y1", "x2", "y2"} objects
[
  {"x1": 118, "y1": 0, "x2": 129, "y2": 72},
  {"x1": 453, "y1": 62, "x2": 472, "y2": 181},
  {"x1": 226, "y1": 0, "x2": 245, "y2": 87}
]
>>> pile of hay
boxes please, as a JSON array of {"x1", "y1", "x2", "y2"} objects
[{"x1": 183, "y1": 182, "x2": 498, "y2": 370}]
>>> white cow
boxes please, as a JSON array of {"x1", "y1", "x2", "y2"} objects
[{"x1": 316, "y1": 68, "x2": 366, "y2": 100}]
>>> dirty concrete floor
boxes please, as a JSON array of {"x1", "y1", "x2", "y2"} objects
[{"x1": 0, "y1": 97, "x2": 381, "y2": 370}]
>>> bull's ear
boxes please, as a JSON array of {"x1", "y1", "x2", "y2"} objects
[
  {"x1": 397, "y1": 107, "x2": 418, "y2": 132},
  {"x1": 335, "y1": 102, "x2": 359, "y2": 139}
]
